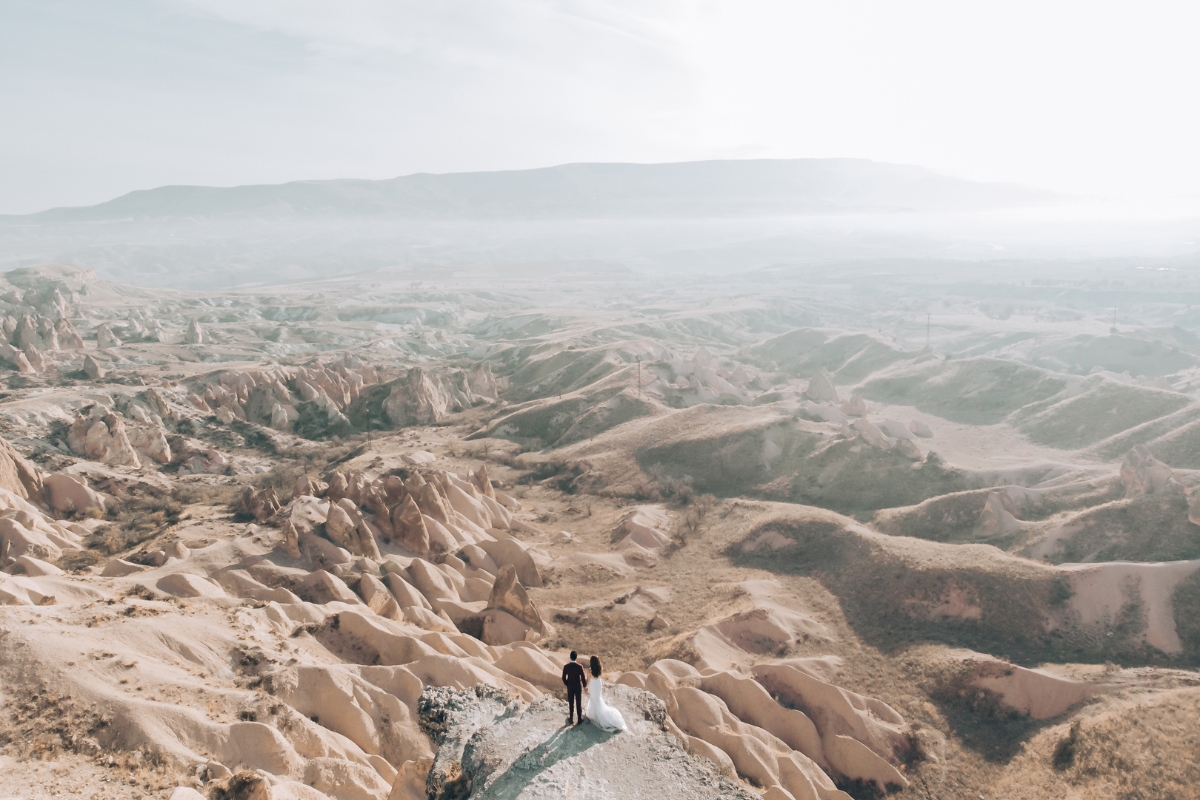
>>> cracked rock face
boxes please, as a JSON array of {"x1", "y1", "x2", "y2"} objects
[
  {"x1": 66, "y1": 406, "x2": 141, "y2": 467},
  {"x1": 420, "y1": 684, "x2": 756, "y2": 800}
]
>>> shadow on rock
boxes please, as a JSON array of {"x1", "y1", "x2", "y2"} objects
[{"x1": 472, "y1": 724, "x2": 615, "y2": 800}]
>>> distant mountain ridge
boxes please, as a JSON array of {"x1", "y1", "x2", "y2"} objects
[{"x1": 5, "y1": 159, "x2": 1055, "y2": 223}]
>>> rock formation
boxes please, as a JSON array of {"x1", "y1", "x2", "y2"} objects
[
  {"x1": 185, "y1": 318, "x2": 204, "y2": 344},
  {"x1": 241, "y1": 486, "x2": 282, "y2": 522},
  {"x1": 1120, "y1": 445, "x2": 1177, "y2": 498},
  {"x1": 382, "y1": 366, "x2": 452, "y2": 427},
  {"x1": 95, "y1": 322, "x2": 121, "y2": 349},
  {"x1": 67, "y1": 406, "x2": 141, "y2": 467},
  {"x1": 805, "y1": 370, "x2": 839, "y2": 403},
  {"x1": 82, "y1": 354, "x2": 105, "y2": 380}
]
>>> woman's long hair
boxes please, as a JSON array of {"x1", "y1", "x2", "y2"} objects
[{"x1": 589, "y1": 655, "x2": 602, "y2": 678}]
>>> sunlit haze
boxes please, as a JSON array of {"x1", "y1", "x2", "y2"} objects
[{"x1": 3, "y1": 0, "x2": 1199, "y2": 213}]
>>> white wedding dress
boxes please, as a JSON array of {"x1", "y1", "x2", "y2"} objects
[{"x1": 585, "y1": 677, "x2": 627, "y2": 732}]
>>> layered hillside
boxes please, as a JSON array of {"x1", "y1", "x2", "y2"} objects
[{"x1": 0, "y1": 262, "x2": 1198, "y2": 799}]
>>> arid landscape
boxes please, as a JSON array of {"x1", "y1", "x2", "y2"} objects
[{"x1": 0, "y1": 249, "x2": 1196, "y2": 800}]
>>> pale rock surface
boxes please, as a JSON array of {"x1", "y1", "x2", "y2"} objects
[
  {"x1": 841, "y1": 393, "x2": 868, "y2": 417},
  {"x1": 382, "y1": 367, "x2": 451, "y2": 427},
  {"x1": 615, "y1": 505, "x2": 672, "y2": 558},
  {"x1": 299, "y1": 570, "x2": 362, "y2": 605},
  {"x1": 391, "y1": 495, "x2": 430, "y2": 555},
  {"x1": 56, "y1": 318, "x2": 84, "y2": 349},
  {"x1": 126, "y1": 421, "x2": 172, "y2": 464},
  {"x1": 850, "y1": 418, "x2": 893, "y2": 451},
  {"x1": 95, "y1": 322, "x2": 122, "y2": 349},
  {"x1": 805, "y1": 370, "x2": 839, "y2": 403},
  {"x1": 1121, "y1": 445, "x2": 1177, "y2": 498},
  {"x1": 958, "y1": 654, "x2": 1099, "y2": 719},
  {"x1": 752, "y1": 662, "x2": 909, "y2": 769},
  {"x1": 82, "y1": 353, "x2": 105, "y2": 380},
  {"x1": 908, "y1": 419, "x2": 934, "y2": 437},
  {"x1": 894, "y1": 437, "x2": 923, "y2": 461},
  {"x1": 483, "y1": 564, "x2": 545, "y2": 634},
  {"x1": 22, "y1": 345, "x2": 45, "y2": 372},
  {"x1": 44, "y1": 473, "x2": 106, "y2": 516},
  {"x1": 976, "y1": 491, "x2": 1021, "y2": 538},
  {"x1": 156, "y1": 573, "x2": 227, "y2": 599},
  {"x1": 421, "y1": 684, "x2": 757, "y2": 800},
  {"x1": 0, "y1": 343, "x2": 34, "y2": 373},
  {"x1": 294, "y1": 475, "x2": 330, "y2": 499},
  {"x1": 0, "y1": 514, "x2": 68, "y2": 564},
  {"x1": 0, "y1": 437, "x2": 45, "y2": 501},
  {"x1": 476, "y1": 538, "x2": 542, "y2": 588},
  {"x1": 101, "y1": 558, "x2": 145, "y2": 577},
  {"x1": 67, "y1": 406, "x2": 141, "y2": 467},
  {"x1": 11, "y1": 554, "x2": 64, "y2": 576},
  {"x1": 185, "y1": 317, "x2": 205, "y2": 344},
  {"x1": 242, "y1": 486, "x2": 283, "y2": 522}
]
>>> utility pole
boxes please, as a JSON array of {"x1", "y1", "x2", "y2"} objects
[
  {"x1": 1111, "y1": 308, "x2": 1118, "y2": 334},
  {"x1": 925, "y1": 313, "x2": 931, "y2": 351}
]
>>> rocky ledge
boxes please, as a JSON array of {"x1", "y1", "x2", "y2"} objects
[{"x1": 418, "y1": 684, "x2": 757, "y2": 800}]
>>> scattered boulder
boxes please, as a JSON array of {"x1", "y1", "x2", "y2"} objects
[
  {"x1": 322, "y1": 499, "x2": 383, "y2": 560},
  {"x1": 805, "y1": 370, "x2": 839, "y2": 404},
  {"x1": 22, "y1": 346, "x2": 45, "y2": 371},
  {"x1": 177, "y1": 446, "x2": 229, "y2": 475},
  {"x1": 484, "y1": 564, "x2": 545, "y2": 634},
  {"x1": 842, "y1": 393, "x2": 868, "y2": 417},
  {"x1": 470, "y1": 463, "x2": 496, "y2": 499},
  {"x1": 82, "y1": 354, "x2": 105, "y2": 380},
  {"x1": 415, "y1": 482, "x2": 452, "y2": 526}
]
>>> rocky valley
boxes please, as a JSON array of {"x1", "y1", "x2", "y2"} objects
[{"x1": 0, "y1": 257, "x2": 1198, "y2": 800}]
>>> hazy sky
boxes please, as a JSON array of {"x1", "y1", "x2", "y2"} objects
[{"x1": 3, "y1": 0, "x2": 1199, "y2": 214}]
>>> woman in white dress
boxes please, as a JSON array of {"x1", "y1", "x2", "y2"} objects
[{"x1": 585, "y1": 656, "x2": 627, "y2": 732}]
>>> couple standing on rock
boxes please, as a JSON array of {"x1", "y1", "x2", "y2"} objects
[{"x1": 562, "y1": 651, "x2": 627, "y2": 732}]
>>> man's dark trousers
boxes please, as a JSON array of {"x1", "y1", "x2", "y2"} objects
[{"x1": 567, "y1": 685, "x2": 583, "y2": 723}]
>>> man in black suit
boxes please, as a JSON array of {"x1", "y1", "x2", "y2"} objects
[{"x1": 561, "y1": 650, "x2": 588, "y2": 726}]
